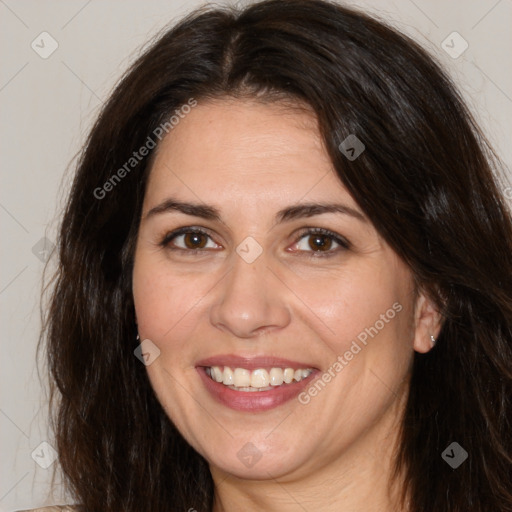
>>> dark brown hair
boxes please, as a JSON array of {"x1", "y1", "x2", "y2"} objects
[{"x1": 44, "y1": 0, "x2": 512, "y2": 510}]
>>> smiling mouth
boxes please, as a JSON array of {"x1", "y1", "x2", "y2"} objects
[
  {"x1": 196, "y1": 355, "x2": 319, "y2": 411},
  {"x1": 205, "y1": 365, "x2": 314, "y2": 391}
]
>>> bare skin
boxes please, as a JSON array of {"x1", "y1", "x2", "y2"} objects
[{"x1": 132, "y1": 98, "x2": 441, "y2": 512}]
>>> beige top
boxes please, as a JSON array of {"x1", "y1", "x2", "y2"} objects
[{"x1": 17, "y1": 507, "x2": 76, "y2": 512}]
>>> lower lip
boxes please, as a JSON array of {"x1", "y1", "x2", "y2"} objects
[{"x1": 197, "y1": 367, "x2": 317, "y2": 412}]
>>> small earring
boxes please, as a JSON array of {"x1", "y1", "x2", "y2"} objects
[
  {"x1": 430, "y1": 335, "x2": 436, "y2": 346},
  {"x1": 136, "y1": 334, "x2": 140, "y2": 341}
]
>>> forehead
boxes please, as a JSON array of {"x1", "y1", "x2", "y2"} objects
[{"x1": 145, "y1": 98, "x2": 356, "y2": 211}]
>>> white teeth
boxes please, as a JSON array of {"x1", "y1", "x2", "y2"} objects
[
  {"x1": 251, "y1": 369, "x2": 270, "y2": 388},
  {"x1": 212, "y1": 366, "x2": 223, "y2": 383},
  {"x1": 233, "y1": 368, "x2": 251, "y2": 387},
  {"x1": 269, "y1": 368, "x2": 284, "y2": 386},
  {"x1": 206, "y1": 366, "x2": 313, "y2": 390},
  {"x1": 283, "y1": 368, "x2": 294, "y2": 384},
  {"x1": 222, "y1": 366, "x2": 234, "y2": 385},
  {"x1": 230, "y1": 385, "x2": 274, "y2": 392}
]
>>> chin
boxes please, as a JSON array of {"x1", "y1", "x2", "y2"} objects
[{"x1": 208, "y1": 449, "x2": 303, "y2": 480}]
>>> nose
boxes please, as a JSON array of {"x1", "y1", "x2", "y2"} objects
[{"x1": 209, "y1": 252, "x2": 291, "y2": 339}]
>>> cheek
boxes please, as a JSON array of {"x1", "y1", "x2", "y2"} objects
[
  {"x1": 133, "y1": 253, "x2": 207, "y2": 341},
  {"x1": 133, "y1": 260, "x2": 171, "y2": 338},
  {"x1": 298, "y1": 268, "x2": 415, "y2": 432},
  {"x1": 288, "y1": 258, "x2": 412, "y2": 355}
]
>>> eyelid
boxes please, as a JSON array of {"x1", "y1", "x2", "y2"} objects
[
  {"x1": 159, "y1": 226, "x2": 222, "y2": 250},
  {"x1": 288, "y1": 227, "x2": 351, "y2": 255},
  {"x1": 159, "y1": 225, "x2": 351, "y2": 256}
]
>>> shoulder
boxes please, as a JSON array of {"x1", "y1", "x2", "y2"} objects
[{"x1": 16, "y1": 507, "x2": 77, "y2": 512}]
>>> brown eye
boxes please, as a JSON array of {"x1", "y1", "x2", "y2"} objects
[
  {"x1": 162, "y1": 229, "x2": 220, "y2": 252},
  {"x1": 308, "y1": 234, "x2": 333, "y2": 251},
  {"x1": 292, "y1": 228, "x2": 350, "y2": 256},
  {"x1": 183, "y1": 232, "x2": 208, "y2": 249}
]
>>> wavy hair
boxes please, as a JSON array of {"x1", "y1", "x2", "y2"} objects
[{"x1": 43, "y1": 0, "x2": 512, "y2": 510}]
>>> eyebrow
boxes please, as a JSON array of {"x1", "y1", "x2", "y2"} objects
[{"x1": 145, "y1": 198, "x2": 366, "y2": 223}]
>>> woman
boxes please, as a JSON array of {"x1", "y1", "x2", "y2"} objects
[{"x1": 31, "y1": 0, "x2": 512, "y2": 510}]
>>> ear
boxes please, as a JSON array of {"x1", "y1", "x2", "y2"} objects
[{"x1": 413, "y1": 291, "x2": 443, "y2": 353}]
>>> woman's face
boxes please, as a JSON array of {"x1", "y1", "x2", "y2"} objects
[{"x1": 132, "y1": 98, "x2": 435, "y2": 481}]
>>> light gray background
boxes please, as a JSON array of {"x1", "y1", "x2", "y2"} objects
[{"x1": 1, "y1": 0, "x2": 511, "y2": 509}]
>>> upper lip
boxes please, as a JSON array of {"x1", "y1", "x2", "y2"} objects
[{"x1": 196, "y1": 354, "x2": 317, "y2": 371}]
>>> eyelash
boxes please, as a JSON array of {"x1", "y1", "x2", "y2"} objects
[{"x1": 159, "y1": 226, "x2": 351, "y2": 258}]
